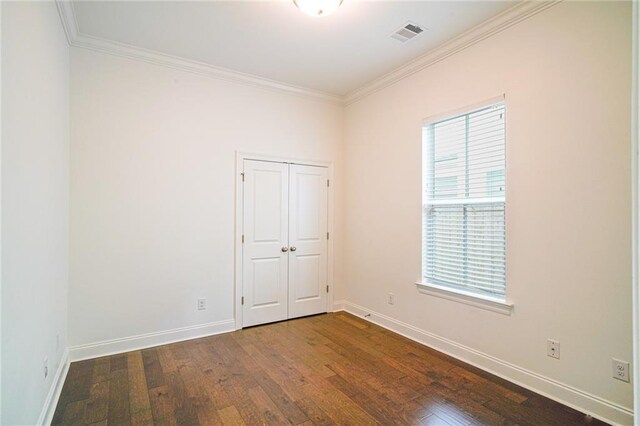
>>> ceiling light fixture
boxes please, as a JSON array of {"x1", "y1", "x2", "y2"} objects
[{"x1": 293, "y1": 0, "x2": 343, "y2": 17}]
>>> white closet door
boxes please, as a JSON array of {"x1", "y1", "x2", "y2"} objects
[
  {"x1": 242, "y1": 160, "x2": 289, "y2": 327},
  {"x1": 288, "y1": 164, "x2": 328, "y2": 319}
]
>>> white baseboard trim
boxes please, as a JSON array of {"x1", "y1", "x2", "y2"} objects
[
  {"x1": 69, "y1": 319, "x2": 236, "y2": 362},
  {"x1": 336, "y1": 301, "x2": 633, "y2": 426},
  {"x1": 332, "y1": 299, "x2": 347, "y2": 312},
  {"x1": 37, "y1": 349, "x2": 70, "y2": 426}
]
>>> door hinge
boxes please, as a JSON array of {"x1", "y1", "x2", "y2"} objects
[
  {"x1": 327, "y1": 232, "x2": 330, "y2": 240},
  {"x1": 326, "y1": 285, "x2": 329, "y2": 293},
  {"x1": 242, "y1": 234, "x2": 245, "y2": 243},
  {"x1": 241, "y1": 172, "x2": 245, "y2": 182},
  {"x1": 327, "y1": 179, "x2": 330, "y2": 187},
  {"x1": 241, "y1": 296, "x2": 244, "y2": 305}
]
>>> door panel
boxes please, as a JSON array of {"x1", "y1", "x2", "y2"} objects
[
  {"x1": 242, "y1": 160, "x2": 289, "y2": 327},
  {"x1": 295, "y1": 254, "x2": 321, "y2": 300},
  {"x1": 288, "y1": 165, "x2": 328, "y2": 319},
  {"x1": 252, "y1": 258, "x2": 283, "y2": 307},
  {"x1": 253, "y1": 171, "x2": 284, "y2": 242}
]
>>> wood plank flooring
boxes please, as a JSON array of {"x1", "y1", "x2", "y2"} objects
[{"x1": 52, "y1": 313, "x2": 607, "y2": 425}]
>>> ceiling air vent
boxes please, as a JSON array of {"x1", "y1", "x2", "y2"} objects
[{"x1": 391, "y1": 22, "x2": 425, "y2": 43}]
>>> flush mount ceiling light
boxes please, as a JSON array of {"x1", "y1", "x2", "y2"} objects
[{"x1": 293, "y1": 0, "x2": 344, "y2": 17}]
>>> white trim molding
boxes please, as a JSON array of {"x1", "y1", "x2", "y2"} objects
[
  {"x1": 234, "y1": 151, "x2": 335, "y2": 330},
  {"x1": 69, "y1": 319, "x2": 236, "y2": 362},
  {"x1": 54, "y1": 1, "x2": 342, "y2": 104},
  {"x1": 335, "y1": 301, "x2": 633, "y2": 426},
  {"x1": 422, "y1": 94, "x2": 506, "y2": 126},
  {"x1": 344, "y1": 1, "x2": 561, "y2": 105},
  {"x1": 416, "y1": 282, "x2": 514, "y2": 316},
  {"x1": 37, "y1": 349, "x2": 70, "y2": 426},
  {"x1": 55, "y1": 0, "x2": 562, "y2": 107},
  {"x1": 332, "y1": 299, "x2": 347, "y2": 312},
  {"x1": 632, "y1": 0, "x2": 639, "y2": 420}
]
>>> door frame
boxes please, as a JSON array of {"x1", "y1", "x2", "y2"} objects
[
  {"x1": 632, "y1": 0, "x2": 639, "y2": 417},
  {"x1": 234, "y1": 151, "x2": 335, "y2": 330}
]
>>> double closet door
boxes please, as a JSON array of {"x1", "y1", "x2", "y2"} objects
[{"x1": 242, "y1": 160, "x2": 329, "y2": 328}]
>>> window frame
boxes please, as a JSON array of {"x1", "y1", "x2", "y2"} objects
[{"x1": 416, "y1": 96, "x2": 513, "y2": 314}]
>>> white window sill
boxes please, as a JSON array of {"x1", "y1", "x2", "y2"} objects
[{"x1": 415, "y1": 281, "x2": 513, "y2": 316}]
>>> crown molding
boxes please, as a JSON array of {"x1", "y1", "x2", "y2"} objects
[
  {"x1": 55, "y1": 1, "x2": 343, "y2": 104},
  {"x1": 56, "y1": 0, "x2": 562, "y2": 107},
  {"x1": 344, "y1": 0, "x2": 562, "y2": 105},
  {"x1": 55, "y1": 0, "x2": 78, "y2": 45}
]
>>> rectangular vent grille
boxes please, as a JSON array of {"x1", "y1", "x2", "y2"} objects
[{"x1": 391, "y1": 22, "x2": 425, "y2": 43}]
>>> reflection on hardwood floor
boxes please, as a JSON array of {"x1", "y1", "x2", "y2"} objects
[{"x1": 52, "y1": 312, "x2": 607, "y2": 425}]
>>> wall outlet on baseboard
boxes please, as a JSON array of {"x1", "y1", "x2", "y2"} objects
[
  {"x1": 387, "y1": 293, "x2": 394, "y2": 305},
  {"x1": 547, "y1": 339, "x2": 560, "y2": 359},
  {"x1": 197, "y1": 298, "x2": 207, "y2": 310},
  {"x1": 612, "y1": 359, "x2": 629, "y2": 382}
]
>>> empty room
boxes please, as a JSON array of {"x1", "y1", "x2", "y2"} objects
[{"x1": 2, "y1": 0, "x2": 639, "y2": 425}]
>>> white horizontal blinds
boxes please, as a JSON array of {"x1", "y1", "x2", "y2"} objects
[{"x1": 423, "y1": 102, "x2": 506, "y2": 299}]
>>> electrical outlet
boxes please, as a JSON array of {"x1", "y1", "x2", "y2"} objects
[
  {"x1": 612, "y1": 359, "x2": 630, "y2": 382},
  {"x1": 197, "y1": 298, "x2": 206, "y2": 310},
  {"x1": 387, "y1": 293, "x2": 394, "y2": 305},
  {"x1": 547, "y1": 339, "x2": 560, "y2": 359},
  {"x1": 43, "y1": 357, "x2": 49, "y2": 379}
]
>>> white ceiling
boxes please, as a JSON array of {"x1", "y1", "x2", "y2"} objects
[{"x1": 72, "y1": 1, "x2": 516, "y2": 96}]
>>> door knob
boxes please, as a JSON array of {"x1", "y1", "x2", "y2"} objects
[
  {"x1": 290, "y1": 246, "x2": 297, "y2": 252},
  {"x1": 281, "y1": 246, "x2": 289, "y2": 252}
]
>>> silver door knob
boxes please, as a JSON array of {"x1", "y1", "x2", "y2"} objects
[
  {"x1": 290, "y1": 246, "x2": 297, "y2": 252},
  {"x1": 281, "y1": 246, "x2": 289, "y2": 252}
]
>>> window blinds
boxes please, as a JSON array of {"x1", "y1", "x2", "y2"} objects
[{"x1": 423, "y1": 102, "x2": 506, "y2": 299}]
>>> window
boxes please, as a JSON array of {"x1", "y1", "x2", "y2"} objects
[{"x1": 422, "y1": 101, "x2": 506, "y2": 301}]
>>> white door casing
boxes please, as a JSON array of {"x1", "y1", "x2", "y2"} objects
[
  {"x1": 288, "y1": 164, "x2": 329, "y2": 319},
  {"x1": 242, "y1": 160, "x2": 289, "y2": 327},
  {"x1": 239, "y1": 157, "x2": 329, "y2": 327}
]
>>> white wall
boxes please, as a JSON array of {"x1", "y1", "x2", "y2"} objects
[
  {"x1": 343, "y1": 1, "x2": 632, "y2": 422},
  {"x1": 1, "y1": 2, "x2": 69, "y2": 424},
  {"x1": 6, "y1": 1, "x2": 628, "y2": 423},
  {"x1": 69, "y1": 49, "x2": 343, "y2": 349}
]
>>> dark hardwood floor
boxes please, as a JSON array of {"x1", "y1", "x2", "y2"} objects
[{"x1": 52, "y1": 312, "x2": 607, "y2": 425}]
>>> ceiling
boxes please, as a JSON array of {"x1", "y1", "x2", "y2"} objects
[{"x1": 71, "y1": 1, "x2": 516, "y2": 96}]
